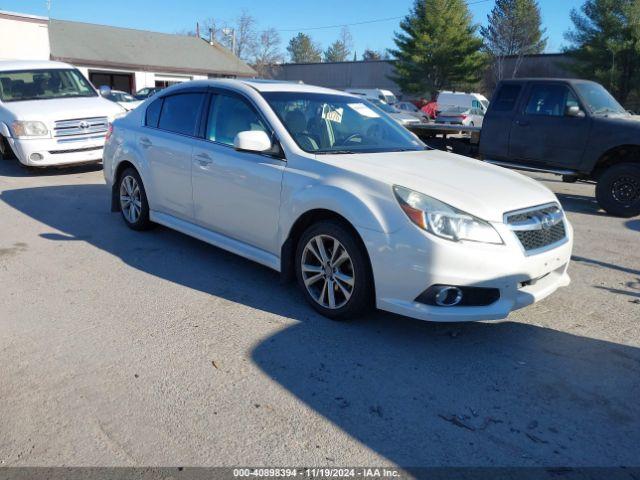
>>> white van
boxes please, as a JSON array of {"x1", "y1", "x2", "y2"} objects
[
  {"x1": 345, "y1": 88, "x2": 398, "y2": 105},
  {"x1": 436, "y1": 91, "x2": 490, "y2": 127},
  {"x1": 0, "y1": 60, "x2": 126, "y2": 167}
]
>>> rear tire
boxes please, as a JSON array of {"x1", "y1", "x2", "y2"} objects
[
  {"x1": 595, "y1": 163, "x2": 640, "y2": 217},
  {"x1": 295, "y1": 220, "x2": 373, "y2": 320},
  {"x1": 118, "y1": 167, "x2": 153, "y2": 230}
]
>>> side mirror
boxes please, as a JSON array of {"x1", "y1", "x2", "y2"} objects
[
  {"x1": 566, "y1": 105, "x2": 585, "y2": 118},
  {"x1": 99, "y1": 85, "x2": 112, "y2": 97},
  {"x1": 234, "y1": 130, "x2": 272, "y2": 153}
]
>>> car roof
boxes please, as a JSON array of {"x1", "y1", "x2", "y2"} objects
[
  {"x1": 498, "y1": 77, "x2": 598, "y2": 85},
  {"x1": 0, "y1": 60, "x2": 74, "y2": 72},
  {"x1": 156, "y1": 78, "x2": 360, "y2": 98}
]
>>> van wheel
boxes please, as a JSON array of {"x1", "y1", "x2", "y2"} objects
[
  {"x1": 118, "y1": 167, "x2": 152, "y2": 230},
  {"x1": 0, "y1": 136, "x2": 16, "y2": 160},
  {"x1": 295, "y1": 220, "x2": 373, "y2": 320},
  {"x1": 595, "y1": 163, "x2": 640, "y2": 217}
]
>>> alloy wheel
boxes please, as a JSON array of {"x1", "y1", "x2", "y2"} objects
[
  {"x1": 120, "y1": 175, "x2": 142, "y2": 224},
  {"x1": 301, "y1": 234, "x2": 355, "y2": 309}
]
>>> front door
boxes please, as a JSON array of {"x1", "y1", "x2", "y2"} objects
[
  {"x1": 191, "y1": 92, "x2": 285, "y2": 254},
  {"x1": 509, "y1": 82, "x2": 591, "y2": 168}
]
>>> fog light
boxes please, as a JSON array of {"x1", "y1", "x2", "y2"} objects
[
  {"x1": 434, "y1": 286, "x2": 463, "y2": 306},
  {"x1": 415, "y1": 285, "x2": 500, "y2": 307},
  {"x1": 29, "y1": 153, "x2": 43, "y2": 162}
]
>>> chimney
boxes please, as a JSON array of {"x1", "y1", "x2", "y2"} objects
[
  {"x1": 196, "y1": 22, "x2": 200, "y2": 38},
  {"x1": 209, "y1": 28, "x2": 214, "y2": 45}
]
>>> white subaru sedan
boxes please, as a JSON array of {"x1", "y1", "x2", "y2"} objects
[{"x1": 103, "y1": 80, "x2": 572, "y2": 322}]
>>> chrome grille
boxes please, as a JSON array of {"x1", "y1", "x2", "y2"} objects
[
  {"x1": 54, "y1": 117, "x2": 109, "y2": 138},
  {"x1": 505, "y1": 204, "x2": 567, "y2": 254}
]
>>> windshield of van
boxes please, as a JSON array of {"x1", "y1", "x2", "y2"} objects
[
  {"x1": 0, "y1": 69, "x2": 97, "y2": 102},
  {"x1": 262, "y1": 91, "x2": 425, "y2": 154},
  {"x1": 574, "y1": 82, "x2": 627, "y2": 116}
]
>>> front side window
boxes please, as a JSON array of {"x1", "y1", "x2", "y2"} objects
[
  {"x1": 0, "y1": 69, "x2": 97, "y2": 102},
  {"x1": 206, "y1": 94, "x2": 267, "y2": 146},
  {"x1": 263, "y1": 91, "x2": 424, "y2": 154},
  {"x1": 158, "y1": 93, "x2": 205, "y2": 136},
  {"x1": 524, "y1": 84, "x2": 579, "y2": 117}
]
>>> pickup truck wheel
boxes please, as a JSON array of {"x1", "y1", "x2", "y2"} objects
[
  {"x1": 118, "y1": 167, "x2": 152, "y2": 230},
  {"x1": 0, "y1": 136, "x2": 16, "y2": 160},
  {"x1": 596, "y1": 163, "x2": 640, "y2": 217},
  {"x1": 295, "y1": 220, "x2": 373, "y2": 320}
]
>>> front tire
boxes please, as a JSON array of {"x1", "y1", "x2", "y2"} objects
[
  {"x1": 595, "y1": 163, "x2": 640, "y2": 217},
  {"x1": 118, "y1": 167, "x2": 152, "y2": 230},
  {"x1": 295, "y1": 220, "x2": 373, "y2": 320}
]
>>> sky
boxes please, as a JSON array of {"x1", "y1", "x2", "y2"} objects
[{"x1": 1, "y1": 0, "x2": 586, "y2": 58}]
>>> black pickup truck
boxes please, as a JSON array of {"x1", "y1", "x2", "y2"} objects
[{"x1": 409, "y1": 78, "x2": 640, "y2": 217}]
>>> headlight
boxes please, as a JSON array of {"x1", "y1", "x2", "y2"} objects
[
  {"x1": 393, "y1": 185, "x2": 503, "y2": 244},
  {"x1": 12, "y1": 121, "x2": 49, "y2": 138}
]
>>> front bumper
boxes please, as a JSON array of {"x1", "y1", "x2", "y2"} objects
[
  {"x1": 362, "y1": 218, "x2": 573, "y2": 322},
  {"x1": 8, "y1": 135, "x2": 106, "y2": 167}
]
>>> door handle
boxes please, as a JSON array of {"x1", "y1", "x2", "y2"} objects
[
  {"x1": 195, "y1": 152, "x2": 213, "y2": 166},
  {"x1": 139, "y1": 137, "x2": 152, "y2": 148},
  {"x1": 515, "y1": 120, "x2": 530, "y2": 127}
]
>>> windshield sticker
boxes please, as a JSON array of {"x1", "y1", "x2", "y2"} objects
[
  {"x1": 348, "y1": 103, "x2": 380, "y2": 118},
  {"x1": 322, "y1": 107, "x2": 344, "y2": 123}
]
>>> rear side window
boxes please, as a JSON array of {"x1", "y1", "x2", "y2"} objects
[
  {"x1": 158, "y1": 93, "x2": 205, "y2": 136},
  {"x1": 492, "y1": 84, "x2": 522, "y2": 112},
  {"x1": 145, "y1": 98, "x2": 162, "y2": 128}
]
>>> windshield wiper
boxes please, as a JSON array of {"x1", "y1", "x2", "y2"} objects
[{"x1": 315, "y1": 150, "x2": 357, "y2": 154}]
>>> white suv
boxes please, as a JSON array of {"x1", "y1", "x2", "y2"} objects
[
  {"x1": 0, "y1": 60, "x2": 125, "y2": 167},
  {"x1": 103, "y1": 80, "x2": 573, "y2": 322}
]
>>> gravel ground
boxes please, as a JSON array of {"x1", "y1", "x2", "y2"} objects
[{"x1": 0, "y1": 159, "x2": 638, "y2": 468}]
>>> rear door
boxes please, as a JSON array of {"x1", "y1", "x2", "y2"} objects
[
  {"x1": 508, "y1": 82, "x2": 591, "y2": 168},
  {"x1": 479, "y1": 83, "x2": 524, "y2": 160},
  {"x1": 139, "y1": 91, "x2": 206, "y2": 220}
]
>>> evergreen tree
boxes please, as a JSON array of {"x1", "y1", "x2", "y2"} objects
[
  {"x1": 389, "y1": 0, "x2": 485, "y2": 94},
  {"x1": 287, "y1": 33, "x2": 322, "y2": 63},
  {"x1": 565, "y1": 0, "x2": 640, "y2": 104},
  {"x1": 362, "y1": 49, "x2": 383, "y2": 61},
  {"x1": 481, "y1": 0, "x2": 547, "y2": 79}
]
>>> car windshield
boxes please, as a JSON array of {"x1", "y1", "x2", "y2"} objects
[
  {"x1": 574, "y1": 82, "x2": 627, "y2": 116},
  {"x1": 370, "y1": 98, "x2": 398, "y2": 113},
  {"x1": 262, "y1": 91, "x2": 425, "y2": 154},
  {"x1": 0, "y1": 68, "x2": 97, "y2": 102},
  {"x1": 402, "y1": 103, "x2": 419, "y2": 112},
  {"x1": 118, "y1": 92, "x2": 136, "y2": 102}
]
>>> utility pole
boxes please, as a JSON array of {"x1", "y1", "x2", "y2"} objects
[{"x1": 222, "y1": 28, "x2": 236, "y2": 56}]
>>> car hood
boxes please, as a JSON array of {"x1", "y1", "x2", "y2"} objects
[
  {"x1": 2, "y1": 96, "x2": 125, "y2": 122},
  {"x1": 317, "y1": 149, "x2": 558, "y2": 223}
]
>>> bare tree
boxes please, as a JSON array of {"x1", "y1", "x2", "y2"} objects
[
  {"x1": 252, "y1": 28, "x2": 284, "y2": 77},
  {"x1": 231, "y1": 10, "x2": 258, "y2": 61}
]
